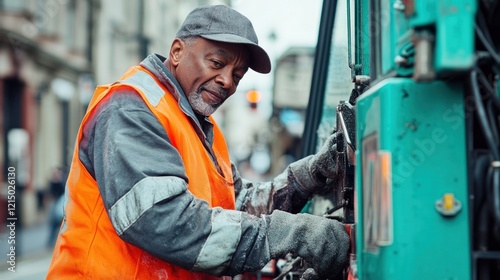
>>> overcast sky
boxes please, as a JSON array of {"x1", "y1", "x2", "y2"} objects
[{"x1": 231, "y1": 0, "x2": 324, "y2": 92}]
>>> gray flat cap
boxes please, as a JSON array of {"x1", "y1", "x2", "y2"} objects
[{"x1": 176, "y1": 5, "x2": 271, "y2": 74}]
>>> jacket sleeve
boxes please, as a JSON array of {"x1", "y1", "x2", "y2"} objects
[
  {"x1": 79, "y1": 89, "x2": 271, "y2": 276},
  {"x1": 233, "y1": 163, "x2": 311, "y2": 216}
]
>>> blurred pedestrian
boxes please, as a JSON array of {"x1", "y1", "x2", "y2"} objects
[
  {"x1": 47, "y1": 5, "x2": 349, "y2": 279},
  {"x1": 46, "y1": 166, "x2": 66, "y2": 248}
]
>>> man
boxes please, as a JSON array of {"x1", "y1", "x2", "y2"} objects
[{"x1": 47, "y1": 5, "x2": 349, "y2": 280}]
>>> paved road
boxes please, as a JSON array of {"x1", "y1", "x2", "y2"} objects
[
  {"x1": 0, "y1": 251, "x2": 52, "y2": 280},
  {"x1": 0, "y1": 221, "x2": 53, "y2": 279}
]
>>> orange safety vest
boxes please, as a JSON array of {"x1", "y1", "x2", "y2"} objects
[{"x1": 47, "y1": 66, "x2": 235, "y2": 279}]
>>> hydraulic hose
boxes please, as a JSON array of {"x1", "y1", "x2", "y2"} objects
[{"x1": 470, "y1": 70, "x2": 500, "y2": 160}]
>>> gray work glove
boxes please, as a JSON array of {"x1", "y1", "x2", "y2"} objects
[
  {"x1": 300, "y1": 268, "x2": 320, "y2": 280},
  {"x1": 266, "y1": 210, "x2": 349, "y2": 279},
  {"x1": 289, "y1": 133, "x2": 338, "y2": 195}
]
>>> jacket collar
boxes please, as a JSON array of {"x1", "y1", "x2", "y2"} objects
[{"x1": 139, "y1": 53, "x2": 215, "y2": 147}]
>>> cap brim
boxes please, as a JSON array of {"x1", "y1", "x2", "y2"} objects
[{"x1": 201, "y1": 34, "x2": 271, "y2": 74}]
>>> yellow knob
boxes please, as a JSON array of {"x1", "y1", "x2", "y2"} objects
[{"x1": 443, "y1": 193, "x2": 454, "y2": 211}]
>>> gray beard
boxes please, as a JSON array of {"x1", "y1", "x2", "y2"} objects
[{"x1": 187, "y1": 90, "x2": 220, "y2": 116}]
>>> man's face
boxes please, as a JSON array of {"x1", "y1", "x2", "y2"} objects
[{"x1": 170, "y1": 37, "x2": 250, "y2": 116}]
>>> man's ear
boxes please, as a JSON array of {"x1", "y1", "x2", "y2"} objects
[{"x1": 169, "y1": 39, "x2": 184, "y2": 67}]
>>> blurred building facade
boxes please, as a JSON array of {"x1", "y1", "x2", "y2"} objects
[
  {"x1": 267, "y1": 47, "x2": 315, "y2": 176},
  {"x1": 0, "y1": 0, "x2": 227, "y2": 228}
]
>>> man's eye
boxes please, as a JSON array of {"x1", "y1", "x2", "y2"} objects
[
  {"x1": 234, "y1": 74, "x2": 243, "y2": 81},
  {"x1": 212, "y1": 60, "x2": 223, "y2": 67}
]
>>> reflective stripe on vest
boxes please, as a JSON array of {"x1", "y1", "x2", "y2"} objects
[{"x1": 121, "y1": 70, "x2": 163, "y2": 106}]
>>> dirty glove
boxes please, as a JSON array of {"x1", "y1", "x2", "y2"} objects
[
  {"x1": 266, "y1": 210, "x2": 349, "y2": 279},
  {"x1": 300, "y1": 268, "x2": 320, "y2": 280},
  {"x1": 289, "y1": 133, "x2": 338, "y2": 195}
]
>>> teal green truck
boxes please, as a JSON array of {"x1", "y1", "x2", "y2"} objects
[{"x1": 299, "y1": 0, "x2": 500, "y2": 279}]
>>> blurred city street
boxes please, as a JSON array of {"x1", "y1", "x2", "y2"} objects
[{"x1": 0, "y1": 219, "x2": 53, "y2": 279}]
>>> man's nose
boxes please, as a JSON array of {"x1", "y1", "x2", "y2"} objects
[{"x1": 215, "y1": 69, "x2": 233, "y2": 89}]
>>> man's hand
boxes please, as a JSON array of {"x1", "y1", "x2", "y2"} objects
[
  {"x1": 266, "y1": 210, "x2": 349, "y2": 279},
  {"x1": 309, "y1": 132, "x2": 339, "y2": 184},
  {"x1": 300, "y1": 268, "x2": 320, "y2": 280},
  {"x1": 289, "y1": 133, "x2": 339, "y2": 195}
]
